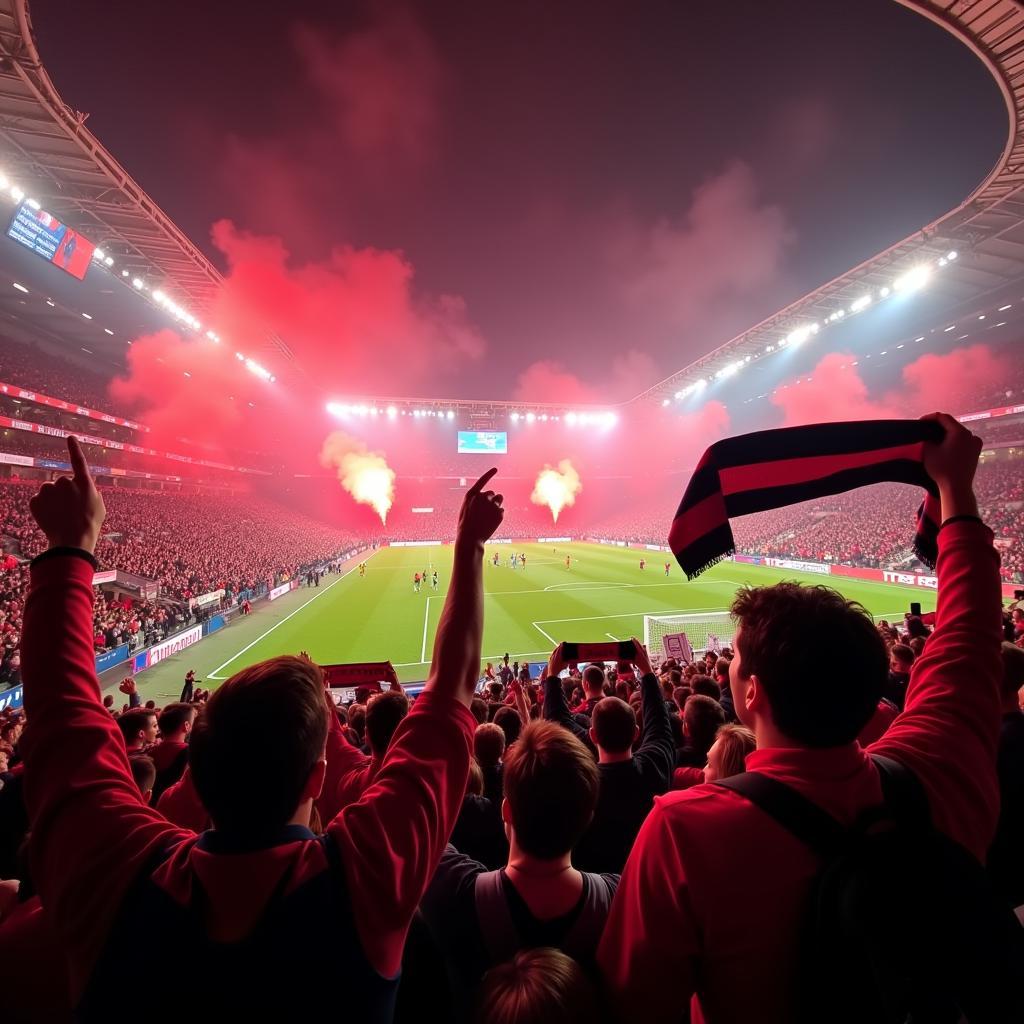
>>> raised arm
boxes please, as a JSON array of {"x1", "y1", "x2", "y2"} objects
[
  {"x1": 328, "y1": 469, "x2": 502, "y2": 977},
  {"x1": 425, "y1": 467, "x2": 504, "y2": 707},
  {"x1": 631, "y1": 639, "x2": 675, "y2": 793},
  {"x1": 542, "y1": 645, "x2": 592, "y2": 748},
  {"x1": 870, "y1": 414, "x2": 1003, "y2": 860},
  {"x1": 21, "y1": 438, "x2": 191, "y2": 993}
]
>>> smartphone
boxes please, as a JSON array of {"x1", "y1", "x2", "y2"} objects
[
  {"x1": 909, "y1": 602, "x2": 922, "y2": 617},
  {"x1": 559, "y1": 640, "x2": 637, "y2": 664}
]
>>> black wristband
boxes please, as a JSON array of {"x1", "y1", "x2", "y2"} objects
[{"x1": 31, "y1": 546, "x2": 99, "y2": 571}]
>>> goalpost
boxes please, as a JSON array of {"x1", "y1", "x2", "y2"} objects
[{"x1": 643, "y1": 612, "x2": 736, "y2": 664}]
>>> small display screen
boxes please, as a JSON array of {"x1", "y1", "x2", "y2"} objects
[
  {"x1": 458, "y1": 430, "x2": 508, "y2": 454},
  {"x1": 8, "y1": 202, "x2": 95, "y2": 280}
]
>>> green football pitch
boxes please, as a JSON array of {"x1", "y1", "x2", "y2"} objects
[{"x1": 117, "y1": 542, "x2": 939, "y2": 704}]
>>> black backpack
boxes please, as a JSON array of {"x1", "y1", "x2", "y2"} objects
[{"x1": 716, "y1": 755, "x2": 1024, "y2": 1023}]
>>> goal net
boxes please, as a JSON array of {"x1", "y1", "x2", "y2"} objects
[{"x1": 643, "y1": 612, "x2": 736, "y2": 664}]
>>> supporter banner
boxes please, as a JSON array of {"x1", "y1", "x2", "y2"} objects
[
  {"x1": 148, "y1": 625, "x2": 203, "y2": 666},
  {"x1": 662, "y1": 631, "x2": 694, "y2": 665},
  {"x1": 830, "y1": 564, "x2": 937, "y2": 589},
  {"x1": 93, "y1": 569, "x2": 117, "y2": 585},
  {"x1": 0, "y1": 379, "x2": 149, "y2": 431},
  {"x1": 733, "y1": 553, "x2": 764, "y2": 566},
  {"x1": 764, "y1": 557, "x2": 832, "y2": 575},
  {"x1": 95, "y1": 644, "x2": 129, "y2": 674},
  {"x1": 191, "y1": 589, "x2": 225, "y2": 609},
  {"x1": 959, "y1": 403, "x2": 1024, "y2": 423},
  {"x1": 269, "y1": 582, "x2": 291, "y2": 600},
  {"x1": 411, "y1": 507, "x2": 434, "y2": 513},
  {"x1": 390, "y1": 541, "x2": 443, "y2": 547},
  {"x1": 322, "y1": 661, "x2": 399, "y2": 689},
  {"x1": 0, "y1": 683, "x2": 23, "y2": 712},
  {"x1": 486, "y1": 538, "x2": 512, "y2": 544},
  {"x1": 0, "y1": 452, "x2": 33, "y2": 467},
  {"x1": 538, "y1": 537, "x2": 573, "y2": 543},
  {"x1": 645, "y1": 544, "x2": 664, "y2": 551}
]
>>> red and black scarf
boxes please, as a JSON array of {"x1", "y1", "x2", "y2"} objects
[{"x1": 669, "y1": 419, "x2": 944, "y2": 579}]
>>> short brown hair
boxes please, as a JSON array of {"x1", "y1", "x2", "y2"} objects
[
  {"x1": 474, "y1": 948, "x2": 600, "y2": 1024},
  {"x1": 365, "y1": 691, "x2": 409, "y2": 755},
  {"x1": 474, "y1": 722, "x2": 506, "y2": 767},
  {"x1": 582, "y1": 665, "x2": 605, "y2": 694},
  {"x1": 470, "y1": 697, "x2": 488, "y2": 725},
  {"x1": 591, "y1": 697, "x2": 636, "y2": 754},
  {"x1": 467, "y1": 757, "x2": 484, "y2": 797},
  {"x1": 684, "y1": 694, "x2": 726, "y2": 755},
  {"x1": 493, "y1": 705, "x2": 523, "y2": 747},
  {"x1": 713, "y1": 723, "x2": 755, "y2": 779},
  {"x1": 890, "y1": 643, "x2": 914, "y2": 669},
  {"x1": 731, "y1": 583, "x2": 885, "y2": 746},
  {"x1": 503, "y1": 721, "x2": 598, "y2": 858},
  {"x1": 690, "y1": 675, "x2": 721, "y2": 700},
  {"x1": 158, "y1": 702, "x2": 196, "y2": 737},
  {"x1": 189, "y1": 655, "x2": 328, "y2": 834},
  {"x1": 715, "y1": 657, "x2": 730, "y2": 678},
  {"x1": 116, "y1": 709, "x2": 156, "y2": 746},
  {"x1": 129, "y1": 754, "x2": 156, "y2": 798}
]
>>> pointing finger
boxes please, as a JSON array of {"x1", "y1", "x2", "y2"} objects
[
  {"x1": 467, "y1": 467, "x2": 498, "y2": 497},
  {"x1": 67, "y1": 436, "x2": 90, "y2": 482}
]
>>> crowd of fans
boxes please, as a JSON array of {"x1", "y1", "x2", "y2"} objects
[{"x1": 0, "y1": 422, "x2": 1021, "y2": 1022}]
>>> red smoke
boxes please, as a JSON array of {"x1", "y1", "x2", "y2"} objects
[{"x1": 772, "y1": 344, "x2": 1010, "y2": 426}]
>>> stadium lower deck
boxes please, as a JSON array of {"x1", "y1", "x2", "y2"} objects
[{"x1": 115, "y1": 541, "x2": 940, "y2": 700}]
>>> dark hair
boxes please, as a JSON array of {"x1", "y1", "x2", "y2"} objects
[
  {"x1": 690, "y1": 675, "x2": 721, "y2": 700},
  {"x1": 129, "y1": 755, "x2": 156, "y2": 799},
  {"x1": 189, "y1": 655, "x2": 328, "y2": 834},
  {"x1": 582, "y1": 665, "x2": 605, "y2": 694},
  {"x1": 493, "y1": 705, "x2": 523, "y2": 747},
  {"x1": 158, "y1": 702, "x2": 196, "y2": 738},
  {"x1": 348, "y1": 704, "x2": 366, "y2": 740},
  {"x1": 365, "y1": 691, "x2": 409, "y2": 755},
  {"x1": 890, "y1": 643, "x2": 914, "y2": 669},
  {"x1": 614, "y1": 680, "x2": 630, "y2": 701},
  {"x1": 731, "y1": 583, "x2": 886, "y2": 746},
  {"x1": 1002, "y1": 642, "x2": 1024, "y2": 704},
  {"x1": 672, "y1": 686, "x2": 691, "y2": 711},
  {"x1": 669, "y1": 669, "x2": 682, "y2": 687},
  {"x1": 684, "y1": 694, "x2": 726, "y2": 756},
  {"x1": 470, "y1": 697, "x2": 489, "y2": 725},
  {"x1": 503, "y1": 721, "x2": 598, "y2": 858},
  {"x1": 591, "y1": 697, "x2": 636, "y2": 754},
  {"x1": 474, "y1": 722, "x2": 506, "y2": 767},
  {"x1": 715, "y1": 657, "x2": 730, "y2": 678},
  {"x1": 474, "y1": 948, "x2": 601, "y2": 1024},
  {"x1": 116, "y1": 709, "x2": 156, "y2": 746},
  {"x1": 488, "y1": 681, "x2": 504, "y2": 701}
]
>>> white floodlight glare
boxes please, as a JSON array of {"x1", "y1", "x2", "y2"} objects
[
  {"x1": 510, "y1": 412, "x2": 520, "y2": 422},
  {"x1": 947, "y1": 251, "x2": 957, "y2": 261},
  {"x1": 525, "y1": 412, "x2": 536, "y2": 422},
  {"x1": 0, "y1": 174, "x2": 8, "y2": 190},
  {"x1": 326, "y1": 402, "x2": 346, "y2": 417},
  {"x1": 893, "y1": 265, "x2": 930, "y2": 293},
  {"x1": 26, "y1": 198, "x2": 40, "y2": 210},
  {"x1": 10, "y1": 187, "x2": 23, "y2": 201},
  {"x1": 104, "y1": 256, "x2": 114, "y2": 266},
  {"x1": 12, "y1": 282, "x2": 27, "y2": 293},
  {"x1": 662, "y1": 398, "x2": 670, "y2": 407},
  {"x1": 566, "y1": 411, "x2": 577, "y2": 425},
  {"x1": 849, "y1": 295, "x2": 872, "y2": 314},
  {"x1": 132, "y1": 278, "x2": 144, "y2": 289},
  {"x1": 447, "y1": 410, "x2": 455, "y2": 420},
  {"x1": 94, "y1": 249, "x2": 106, "y2": 261},
  {"x1": 387, "y1": 406, "x2": 398, "y2": 418}
]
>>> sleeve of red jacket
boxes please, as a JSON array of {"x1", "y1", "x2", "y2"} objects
[
  {"x1": 870, "y1": 519, "x2": 1003, "y2": 861},
  {"x1": 596, "y1": 798, "x2": 701, "y2": 1024},
  {"x1": 315, "y1": 703, "x2": 370, "y2": 823},
  {"x1": 327, "y1": 690, "x2": 474, "y2": 978},
  {"x1": 20, "y1": 552, "x2": 194, "y2": 997}
]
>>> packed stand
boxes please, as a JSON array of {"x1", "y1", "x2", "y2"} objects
[{"x1": 1, "y1": 423, "x2": 1022, "y2": 1023}]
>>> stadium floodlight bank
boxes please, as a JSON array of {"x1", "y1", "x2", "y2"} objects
[{"x1": 643, "y1": 612, "x2": 736, "y2": 663}]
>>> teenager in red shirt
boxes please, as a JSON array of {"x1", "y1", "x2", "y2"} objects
[
  {"x1": 19, "y1": 439, "x2": 505, "y2": 1020},
  {"x1": 598, "y1": 415, "x2": 1005, "y2": 1023}
]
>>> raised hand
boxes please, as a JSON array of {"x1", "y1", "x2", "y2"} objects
[
  {"x1": 29, "y1": 436, "x2": 106, "y2": 554},
  {"x1": 118, "y1": 677, "x2": 137, "y2": 696},
  {"x1": 919, "y1": 412, "x2": 982, "y2": 520},
  {"x1": 457, "y1": 468, "x2": 504, "y2": 547},
  {"x1": 630, "y1": 637, "x2": 654, "y2": 677}
]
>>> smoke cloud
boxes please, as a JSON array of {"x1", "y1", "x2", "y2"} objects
[
  {"x1": 319, "y1": 431, "x2": 396, "y2": 524},
  {"x1": 530, "y1": 459, "x2": 583, "y2": 522}
]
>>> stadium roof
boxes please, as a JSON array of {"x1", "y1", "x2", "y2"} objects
[
  {"x1": 0, "y1": 0, "x2": 293, "y2": 367},
  {"x1": 636, "y1": 0, "x2": 1024, "y2": 406}
]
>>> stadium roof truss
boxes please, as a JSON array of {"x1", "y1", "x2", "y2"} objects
[
  {"x1": 636, "y1": 0, "x2": 1024, "y2": 405},
  {"x1": 0, "y1": 0, "x2": 293, "y2": 366}
]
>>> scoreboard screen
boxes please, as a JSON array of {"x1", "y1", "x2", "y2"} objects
[
  {"x1": 457, "y1": 430, "x2": 508, "y2": 454},
  {"x1": 7, "y1": 202, "x2": 95, "y2": 280}
]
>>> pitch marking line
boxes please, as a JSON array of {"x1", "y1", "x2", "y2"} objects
[
  {"x1": 207, "y1": 558, "x2": 367, "y2": 680},
  {"x1": 421, "y1": 596, "x2": 434, "y2": 664}
]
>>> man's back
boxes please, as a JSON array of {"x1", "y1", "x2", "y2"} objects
[{"x1": 598, "y1": 517, "x2": 1004, "y2": 1023}]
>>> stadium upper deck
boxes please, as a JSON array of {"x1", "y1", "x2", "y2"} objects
[{"x1": 0, "y1": 0, "x2": 1022, "y2": 424}]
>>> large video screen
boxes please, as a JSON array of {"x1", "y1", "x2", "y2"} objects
[
  {"x1": 8, "y1": 202, "x2": 95, "y2": 281},
  {"x1": 457, "y1": 430, "x2": 508, "y2": 454}
]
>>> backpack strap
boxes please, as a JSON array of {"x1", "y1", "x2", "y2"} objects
[
  {"x1": 869, "y1": 754, "x2": 931, "y2": 830},
  {"x1": 564, "y1": 873, "x2": 615, "y2": 953},
  {"x1": 473, "y1": 870, "x2": 521, "y2": 965},
  {"x1": 715, "y1": 772, "x2": 847, "y2": 857}
]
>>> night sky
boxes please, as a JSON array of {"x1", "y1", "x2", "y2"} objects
[{"x1": 34, "y1": 0, "x2": 1006, "y2": 403}]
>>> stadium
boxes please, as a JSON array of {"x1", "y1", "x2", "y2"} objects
[{"x1": 0, "y1": 0, "x2": 1023, "y2": 1020}]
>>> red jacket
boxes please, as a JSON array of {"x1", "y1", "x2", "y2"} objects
[
  {"x1": 597, "y1": 519, "x2": 1003, "y2": 1024},
  {"x1": 20, "y1": 551, "x2": 475, "y2": 1004}
]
